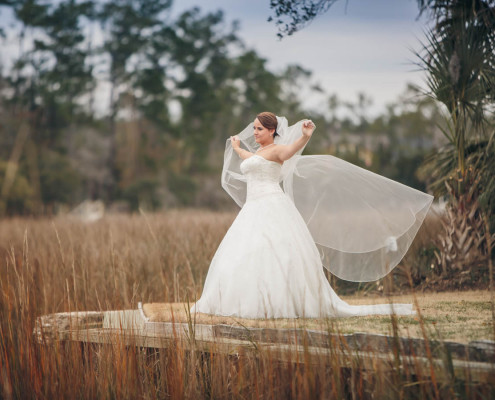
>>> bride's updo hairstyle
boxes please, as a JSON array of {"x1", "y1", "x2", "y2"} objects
[{"x1": 257, "y1": 111, "x2": 279, "y2": 138}]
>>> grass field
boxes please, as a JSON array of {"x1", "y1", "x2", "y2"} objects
[
  {"x1": 144, "y1": 290, "x2": 494, "y2": 343},
  {"x1": 1, "y1": 211, "x2": 494, "y2": 399}
]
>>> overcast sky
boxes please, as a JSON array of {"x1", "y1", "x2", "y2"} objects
[
  {"x1": 171, "y1": 0, "x2": 430, "y2": 116},
  {"x1": 0, "y1": 0, "x2": 431, "y2": 117}
]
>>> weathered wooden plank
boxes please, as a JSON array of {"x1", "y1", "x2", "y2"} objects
[
  {"x1": 34, "y1": 311, "x2": 104, "y2": 343},
  {"x1": 210, "y1": 324, "x2": 495, "y2": 364},
  {"x1": 34, "y1": 307, "x2": 495, "y2": 384},
  {"x1": 103, "y1": 309, "x2": 145, "y2": 329},
  {"x1": 59, "y1": 327, "x2": 495, "y2": 384},
  {"x1": 34, "y1": 309, "x2": 495, "y2": 363}
]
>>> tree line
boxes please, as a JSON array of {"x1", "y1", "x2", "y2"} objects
[
  {"x1": 0, "y1": 0, "x2": 287, "y2": 213},
  {"x1": 0, "y1": 0, "x2": 452, "y2": 215},
  {"x1": 271, "y1": 0, "x2": 495, "y2": 286}
]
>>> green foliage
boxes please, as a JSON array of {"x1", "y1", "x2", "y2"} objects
[
  {"x1": 431, "y1": 167, "x2": 493, "y2": 287},
  {"x1": 413, "y1": 0, "x2": 495, "y2": 263},
  {"x1": 7, "y1": 0, "x2": 95, "y2": 124},
  {"x1": 99, "y1": 0, "x2": 173, "y2": 121},
  {"x1": 0, "y1": 0, "x2": 460, "y2": 213},
  {"x1": 414, "y1": 0, "x2": 495, "y2": 174},
  {"x1": 39, "y1": 149, "x2": 80, "y2": 205},
  {"x1": 167, "y1": 8, "x2": 242, "y2": 168},
  {"x1": 478, "y1": 139, "x2": 495, "y2": 232},
  {"x1": 122, "y1": 177, "x2": 162, "y2": 211},
  {"x1": 37, "y1": 0, "x2": 94, "y2": 104},
  {"x1": 167, "y1": 173, "x2": 197, "y2": 206},
  {"x1": 0, "y1": 160, "x2": 35, "y2": 215},
  {"x1": 419, "y1": 134, "x2": 495, "y2": 235},
  {"x1": 327, "y1": 86, "x2": 442, "y2": 191}
]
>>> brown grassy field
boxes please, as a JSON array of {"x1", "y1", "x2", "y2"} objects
[
  {"x1": 0, "y1": 211, "x2": 494, "y2": 399},
  {"x1": 144, "y1": 290, "x2": 493, "y2": 343}
]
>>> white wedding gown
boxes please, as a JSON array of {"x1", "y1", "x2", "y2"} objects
[{"x1": 190, "y1": 154, "x2": 415, "y2": 319}]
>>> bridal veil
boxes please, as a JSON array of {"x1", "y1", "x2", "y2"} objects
[{"x1": 222, "y1": 117, "x2": 434, "y2": 282}]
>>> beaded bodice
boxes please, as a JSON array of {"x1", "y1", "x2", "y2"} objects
[{"x1": 240, "y1": 155, "x2": 283, "y2": 201}]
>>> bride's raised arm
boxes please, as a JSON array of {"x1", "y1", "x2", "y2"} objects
[
  {"x1": 230, "y1": 135, "x2": 253, "y2": 160},
  {"x1": 275, "y1": 120, "x2": 316, "y2": 162}
]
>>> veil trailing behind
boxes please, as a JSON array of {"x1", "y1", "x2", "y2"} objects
[{"x1": 222, "y1": 117, "x2": 434, "y2": 282}]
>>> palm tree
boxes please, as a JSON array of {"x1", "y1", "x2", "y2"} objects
[
  {"x1": 415, "y1": 0, "x2": 495, "y2": 176},
  {"x1": 416, "y1": 1, "x2": 495, "y2": 287}
]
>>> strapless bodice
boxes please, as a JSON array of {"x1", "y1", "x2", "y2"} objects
[{"x1": 240, "y1": 155, "x2": 283, "y2": 201}]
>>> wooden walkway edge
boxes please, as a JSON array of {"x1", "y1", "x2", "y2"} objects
[{"x1": 34, "y1": 303, "x2": 495, "y2": 383}]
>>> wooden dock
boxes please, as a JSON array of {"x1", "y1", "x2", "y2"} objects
[{"x1": 34, "y1": 303, "x2": 495, "y2": 384}]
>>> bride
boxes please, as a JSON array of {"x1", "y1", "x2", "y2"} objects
[{"x1": 190, "y1": 112, "x2": 433, "y2": 319}]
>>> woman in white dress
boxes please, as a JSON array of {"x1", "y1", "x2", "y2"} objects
[{"x1": 190, "y1": 112, "x2": 433, "y2": 319}]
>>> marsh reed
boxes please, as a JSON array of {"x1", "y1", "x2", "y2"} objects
[{"x1": 0, "y1": 211, "x2": 493, "y2": 399}]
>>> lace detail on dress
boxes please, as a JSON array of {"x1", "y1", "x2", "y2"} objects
[{"x1": 241, "y1": 155, "x2": 284, "y2": 201}]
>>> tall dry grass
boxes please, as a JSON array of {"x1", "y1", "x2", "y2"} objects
[{"x1": 0, "y1": 211, "x2": 493, "y2": 399}]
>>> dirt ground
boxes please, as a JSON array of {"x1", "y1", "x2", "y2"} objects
[{"x1": 143, "y1": 290, "x2": 494, "y2": 343}]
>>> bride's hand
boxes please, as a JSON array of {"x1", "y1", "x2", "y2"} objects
[
  {"x1": 302, "y1": 120, "x2": 316, "y2": 137},
  {"x1": 230, "y1": 135, "x2": 241, "y2": 149}
]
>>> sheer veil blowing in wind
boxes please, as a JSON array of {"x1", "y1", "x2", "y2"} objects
[
  {"x1": 191, "y1": 113, "x2": 433, "y2": 318},
  {"x1": 222, "y1": 116, "x2": 434, "y2": 282}
]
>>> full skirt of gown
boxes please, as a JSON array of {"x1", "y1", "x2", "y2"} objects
[{"x1": 190, "y1": 155, "x2": 415, "y2": 319}]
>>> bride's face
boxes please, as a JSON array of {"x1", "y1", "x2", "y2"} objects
[{"x1": 253, "y1": 118, "x2": 275, "y2": 144}]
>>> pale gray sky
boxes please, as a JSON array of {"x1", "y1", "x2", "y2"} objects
[
  {"x1": 171, "y1": 0, "x2": 430, "y2": 116},
  {"x1": 0, "y1": 0, "x2": 430, "y2": 117}
]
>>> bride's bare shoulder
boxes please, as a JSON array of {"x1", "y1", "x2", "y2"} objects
[{"x1": 259, "y1": 146, "x2": 284, "y2": 165}]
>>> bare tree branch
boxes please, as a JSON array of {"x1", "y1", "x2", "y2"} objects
[{"x1": 268, "y1": 0, "x2": 344, "y2": 38}]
